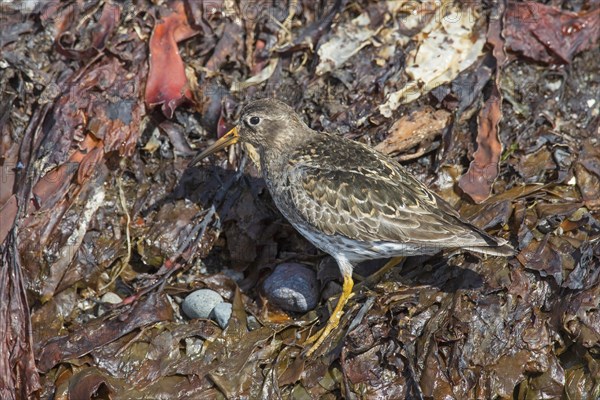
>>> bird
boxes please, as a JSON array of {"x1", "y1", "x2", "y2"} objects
[{"x1": 189, "y1": 98, "x2": 514, "y2": 356}]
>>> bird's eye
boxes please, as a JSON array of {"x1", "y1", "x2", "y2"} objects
[{"x1": 249, "y1": 116, "x2": 261, "y2": 126}]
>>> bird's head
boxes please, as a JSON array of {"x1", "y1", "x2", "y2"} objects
[{"x1": 190, "y1": 99, "x2": 307, "y2": 166}]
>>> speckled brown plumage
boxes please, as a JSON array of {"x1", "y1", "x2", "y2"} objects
[{"x1": 191, "y1": 98, "x2": 514, "y2": 356}]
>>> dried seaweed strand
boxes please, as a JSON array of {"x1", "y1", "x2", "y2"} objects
[{"x1": 101, "y1": 175, "x2": 132, "y2": 290}]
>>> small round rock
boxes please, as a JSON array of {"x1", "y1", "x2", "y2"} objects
[
  {"x1": 100, "y1": 292, "x2": 122, "y2": 305},
  {"x1": 209, "y1": 302, "x2": 233, "y2": 329},
  {"x1": 182, "y1": 289, "x2": 223, "y2": 319},
  {"x1": 262, "y1": 263, "x2": 319, "y2": 313}
]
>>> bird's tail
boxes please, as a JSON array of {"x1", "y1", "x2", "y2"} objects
[
  {"x1": 461, "y1": 221, "x2": 517, "y2": 257},
  {"x1": 467, "y1": 241, "x2": 516, "y2": 257}
]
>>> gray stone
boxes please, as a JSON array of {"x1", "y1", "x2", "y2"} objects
[
  {"x1": 247, "y1": 315, "x2": 260, "y2": 331},
  {"x1": 182, "y1": 289, "x2": 223, "y2": 319},
  {"x1": 209, "y1": 302, "x2": 232, "y2": 329},
  {"x1": 100, "y1": 292, "x2": 122, "y2": 304},
  {"x1": 222, "y1": 268, "x2": 244, "y2": 283},
  {"x1": 263, "y1": 263, "x2": 320, "y2": 313}
]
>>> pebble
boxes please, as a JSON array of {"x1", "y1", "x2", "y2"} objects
[
  {"x1": 182, "y1": 289, "x2": 224, "y2": 319},
  {"x1": 262, "y1": 263, "x2": 320, "y2": 313},
  {"x1": 100, "y1": 292, "x2": 122, "y2": 304},
  {"x1": 222, "y1": 268, "x2": 245, "y2": 283},
  {"x1": 209, "y1": 302, "x2": 232, "y2": 329},
  {"x1": 247, "y1": 315, "x2": 260, "y2": 331},
  {"x1": 97, "y1": 292, "x2": 122, "y2": 317}
]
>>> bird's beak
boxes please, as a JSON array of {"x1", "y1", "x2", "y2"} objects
[{"x1": 189, "y1": 126, "x2": 239, "y2": 167}]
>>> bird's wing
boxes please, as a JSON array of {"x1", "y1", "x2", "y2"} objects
[{"x1": 286, "y1": 140, "x2": 499, "y2": 249}]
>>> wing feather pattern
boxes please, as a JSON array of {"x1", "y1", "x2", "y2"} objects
[{"x1": 284, "y1": 134, "x2": 505, "y2": 251}]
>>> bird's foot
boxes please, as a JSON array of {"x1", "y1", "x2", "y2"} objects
[{"x1": 304, "y1": 274, "x2": 353, "y2": 357}]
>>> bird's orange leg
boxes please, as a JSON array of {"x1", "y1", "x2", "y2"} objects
[
  {"x1": 305, "y1": 273, "x2": 353, "y2": 356},
  {"x1": 304, "y1": 256, "x2": 404, "y2": 356}
]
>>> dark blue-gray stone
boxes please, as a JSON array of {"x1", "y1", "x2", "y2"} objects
[{"x1": 263, "y1": 263, "x2": 319, "y2": 313}]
